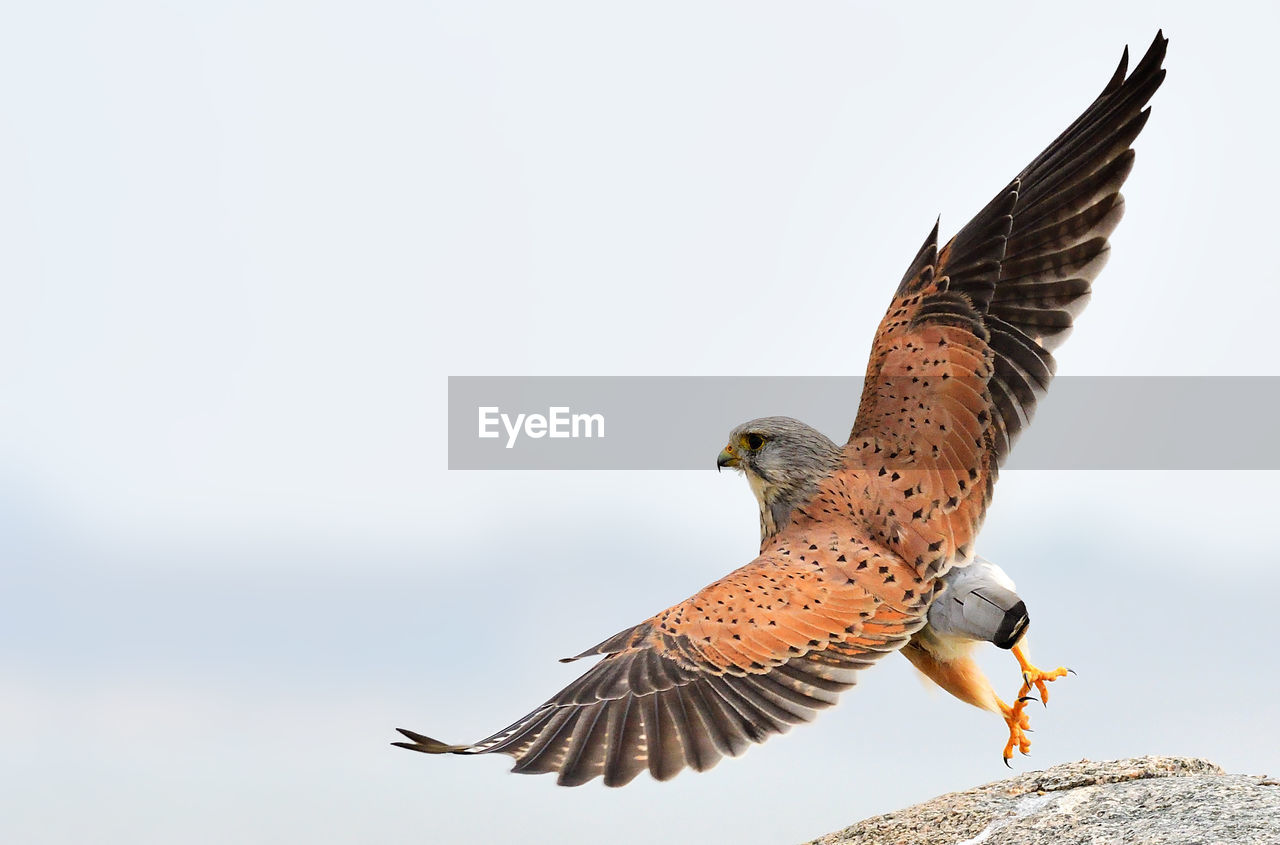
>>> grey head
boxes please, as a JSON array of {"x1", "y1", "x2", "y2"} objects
[{"x1": 715, "y1": 416, "x2": 842, "y2": 541}]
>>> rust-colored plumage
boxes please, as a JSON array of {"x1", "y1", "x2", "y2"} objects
[{"x1": 395, "y1": 32, "x2": 1168, "y2": 786}]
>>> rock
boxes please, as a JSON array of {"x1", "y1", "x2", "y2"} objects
[{"x1": 807, "y1": 756, "x2": 1280, "y2": 845}]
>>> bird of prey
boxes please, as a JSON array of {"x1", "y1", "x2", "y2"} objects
[
  {"x1": 395, "y1": 32, "x2": 1167, "y2": 786},
  {"x1": 716, "y1": 415, "x2": 1060, "y2": 763}
]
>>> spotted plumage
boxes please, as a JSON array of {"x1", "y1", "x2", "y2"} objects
[
  {"x1": 395, "y1": 32, "x2": 1167, "y2": 786},
  {"x1": 720, "y1": 416, "x2": 1040, "y2": 758}
]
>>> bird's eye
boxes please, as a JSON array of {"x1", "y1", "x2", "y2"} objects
[{"x1": 745, "y1": 433, "x2": 765, "y2": 451}]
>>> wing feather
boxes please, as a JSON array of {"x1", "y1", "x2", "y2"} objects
[
  {"x1": 393, "y1": 546, "x2": 910, "y2": 785},
  {"x1": 844, "y1": 31, "x2": 1167, "y2": 577}
]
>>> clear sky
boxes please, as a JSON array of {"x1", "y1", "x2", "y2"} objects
[{"x1": 2, "y1": 2, "x2": 1278, "y2": 843}]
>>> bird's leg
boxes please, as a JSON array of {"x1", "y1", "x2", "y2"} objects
[
  {"x1": 998, "y1": 645, "x2": 1070, "y2": 765},
  {"x1": 901, "y1": 639, "x2": 1037, "y2": 765},
  {"x1": 1011, "y1": 642, "x2": 1070, "y2": 706},
  {"x1": 999, "y1": 698, "x2": 1032, "y2": 765}
]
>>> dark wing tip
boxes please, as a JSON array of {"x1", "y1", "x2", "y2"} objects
[
  {"x1": 1151, "y1": 29, "x2": 1169, "y2": 57},
  {"x1": 1109, "y1": 31, "x2": 1167, "y2": 95},
  {"x1": 894, "y1": 217, "x2": 941, "y2": 294},
  {"x1": 1134, "y1": 29, "x2": 1169, "y2": 75},
  {"x1": 393, "y1": 727, "x2": 470, "y2": 754},
  {"x1": 1104, "y1": 45, "x2": 1130, "y2": 96},
  {"x1": 561, "y1": 621, "x2": 653, "y2": 663}
]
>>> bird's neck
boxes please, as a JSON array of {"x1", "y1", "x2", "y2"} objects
[{"x1": 750, "y1": 474, "x2": 820, "y2": 543}]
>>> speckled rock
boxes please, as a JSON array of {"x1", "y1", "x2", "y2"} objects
[{"x1": 808, "y1": 757, "x2": 1280, "y2": 845}]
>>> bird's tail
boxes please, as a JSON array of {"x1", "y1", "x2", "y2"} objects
[
  {"x1": 936, "y1": 556, "x2": 1031, "y2": 649},
  {"x1": 962, "y1": 584, "x2": 1029, "y2": 650}
]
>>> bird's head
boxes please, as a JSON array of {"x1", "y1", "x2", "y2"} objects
[{"x1": 717, "y1": 416, "x2": 842, "y2": 540}]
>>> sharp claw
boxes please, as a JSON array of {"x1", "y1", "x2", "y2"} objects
[{"x1": 1004, "y1": 655, "x2": 1072, "y2": 764}]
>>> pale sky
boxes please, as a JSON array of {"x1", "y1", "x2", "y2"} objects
[{"x1": 2, "y1": 3, "x2": 1278, "y2": 844}]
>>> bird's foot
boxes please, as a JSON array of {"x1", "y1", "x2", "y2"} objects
[
  {"x1": 1012, "y1": 642, "x2": 1070, "y2": 706},
  {"x1": 1000, "y1": 702, "x2": 1032, "y2": 766}
]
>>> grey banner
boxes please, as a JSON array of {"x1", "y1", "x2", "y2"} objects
[{"x1": 448, "y1": 376, "x2": 1280, "y2": 470}]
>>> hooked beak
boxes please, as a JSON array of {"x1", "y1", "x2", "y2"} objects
[{"x1": 716, "y1": 445, "x2": 738, "y2": 472}]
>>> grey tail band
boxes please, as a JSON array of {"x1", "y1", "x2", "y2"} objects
[{"x1": 992, "y1": 599, "x2": 1029, "y2": 650}]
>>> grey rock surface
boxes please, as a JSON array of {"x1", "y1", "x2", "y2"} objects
[{"x1": 807, "y1": 757, "x2": 1280, "y2": 845}]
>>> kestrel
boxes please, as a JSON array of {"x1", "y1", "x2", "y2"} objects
[
  {"x1": 396, "y1": 32, "x2": 1167, "y2": 786},
  {"x1": 717, "y1": 415, "x2": 1060, "y2": 764}
]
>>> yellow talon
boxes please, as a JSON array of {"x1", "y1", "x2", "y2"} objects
[
  {"x1": 997, "y1": 643, "x2": 1071, "y2": 764},
  {"x1": 1000, "y1": 700, "x2": 1032, "y2": 764},
  {"x1": 1012, "y1": 642, "x2": 1069, "y2": 706}
]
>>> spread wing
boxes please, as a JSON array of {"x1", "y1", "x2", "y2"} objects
[
  {"x1": 395, "y1": 537, "x2": 932, "y2": 787},
  {"x1": 394, "y1": 33, "x2": 1168, "y2": 788},
  {"x1": 844, "y1": 31, "x2": 1167, "y2": 575}
]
